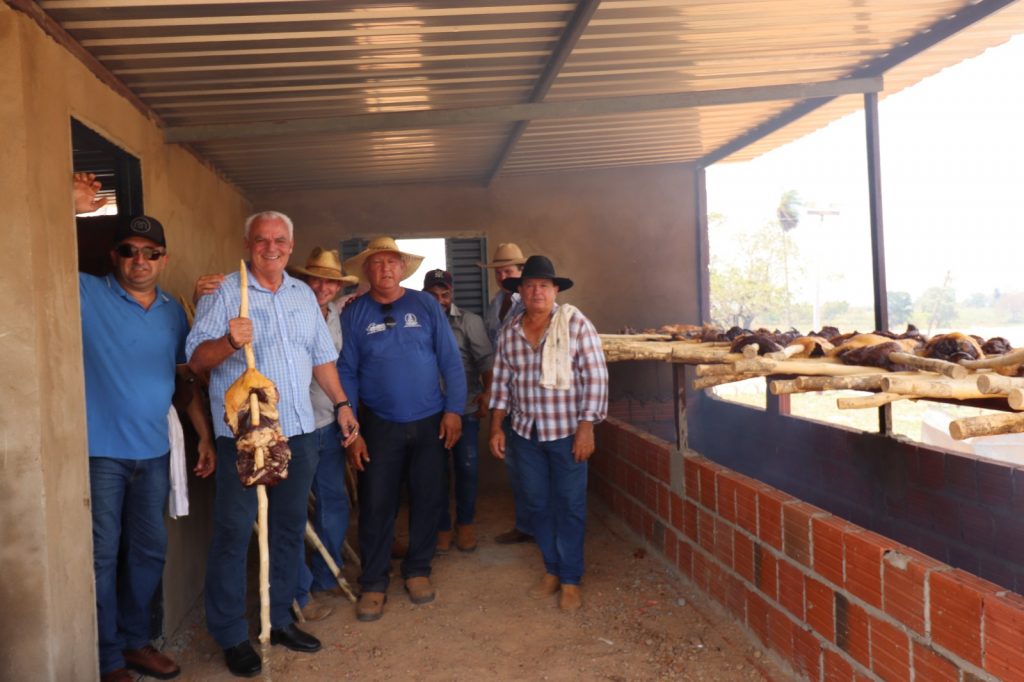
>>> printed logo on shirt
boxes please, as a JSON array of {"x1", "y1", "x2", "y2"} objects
[
  {"x1": 366, "y1": 322, "x2": 388, "y2": 335},
  {"x1": 403, "y1": 313, "x2": 421, "y2": 328}
]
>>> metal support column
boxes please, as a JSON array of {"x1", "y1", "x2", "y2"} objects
[{"x1": 864, "y1": 91, "x2": 891, "y2": 434}]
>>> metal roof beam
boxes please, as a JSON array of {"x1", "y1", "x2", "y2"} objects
[
  {"x1": 164, "y1": 77, "x2": 882, "y2": 144},
  {"x1": 485, "y1": 0, "x2": 602, "y2": 185},
  {"x1": 698, "y1": 0, "x2": 1017, "y2": 167}
]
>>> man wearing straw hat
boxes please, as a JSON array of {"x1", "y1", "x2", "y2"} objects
[
  {"x1": 187, "y1": 212, "x2": 359, "y2": 677},
  {"x1": 489, "y1": 255, "x2": 608, "y2": 611},
  {"x1": 288, "y1": 247, "x2": 359, "y2": 619},
  {"x1": 338, "y1": 237, "x2": 467, "y2": 622},
  {"x1": 479, "y1": 243, "x2": 533, "y2": 545},
  {"x1": 78, "y1": 210, "x2": 215, "y2": 682}
]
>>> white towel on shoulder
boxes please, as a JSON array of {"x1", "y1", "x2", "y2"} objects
[
  {"x1": 541, "y1": 304, "x2": 578, "y2": 391},
  {"x1": 168, "y1": 407, "x2": 189, "y2": 519}
]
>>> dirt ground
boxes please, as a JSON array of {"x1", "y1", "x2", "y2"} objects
[{"x1": 164, "y1": 455, "x2": 788, "y2": 681}]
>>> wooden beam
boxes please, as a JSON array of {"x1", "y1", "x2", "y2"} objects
[{"x1": 164, "y1": 77, "x2": 882, "y2": 144}]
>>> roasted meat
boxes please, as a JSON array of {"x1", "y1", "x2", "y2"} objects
[
  {"x1": 921, "y1": 333, "x2": 984, "y2": 362},
  {"x1": 730, "y1": 334, "x2": 783, "y2": 355},
  {"x1": 224, "y1": 368, "x2": 292, "y2": 487}
]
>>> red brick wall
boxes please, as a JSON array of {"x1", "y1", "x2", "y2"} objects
[
  {"x1": 686, "y1": 384, "x2": 1024, "y2": 596},
  {"x1": 593, "y1": 417, "x2": 1024, "y2": 681}
]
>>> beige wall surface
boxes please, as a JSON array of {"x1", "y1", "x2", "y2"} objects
[
  {"x1": 262, "y1": 164, "x2": 700, "y2": 334},
  {"x1": 0, "y1": 5, "x2": 249, "y2": 680}
]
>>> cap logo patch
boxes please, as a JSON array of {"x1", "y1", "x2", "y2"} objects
[{"x1": 130, "y1": 217, "x2": 154, "y2": 234}]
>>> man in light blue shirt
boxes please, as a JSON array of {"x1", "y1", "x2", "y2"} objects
[
  {"x1": 79, "y1": 210, "x2": 214, "y2": 682},
  {"x1": 187, "y1": 211, "x2": 358, "y2": 678}
]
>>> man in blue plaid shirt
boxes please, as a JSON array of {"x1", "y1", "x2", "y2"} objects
[{"x1": 187, "y1": 211, "x2": 358, "y2": 678}]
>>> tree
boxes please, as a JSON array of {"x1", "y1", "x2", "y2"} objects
[
  {"x1": 994, "y1": 291, "x2": 1024, "y2": 323},
  {"x1": 774, "y1": 190, "x2": 803, "y2": 326},
  {"x1": 822, "y1": 300, "x2": 849, "y2": 322},
  {"x1": 887, "y1": 291, "x2": 913, "y2": 327},
  {"x1": 963, "y1": 292, "x2": 990, "y2": 309},
  {"x1": 917, "y1": 273, "x2": 958, "y2": 333},
  {"x1": 710, "y1": 222, "x2": 794, "y2": 329}
]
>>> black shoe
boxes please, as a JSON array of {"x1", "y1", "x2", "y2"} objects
[
  {"x1": 270, "y1": 623, "x2": 322, "y2": 653},
  {"x1": 223, "y1": 641, "x2": 261, "y2": 678}
]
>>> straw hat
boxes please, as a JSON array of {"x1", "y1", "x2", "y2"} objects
[
  {"x1": 289, "y1": 247, "x2": 359, "y2": 286},
  {"x1": 343, "y1": 236, "x2": 425, "y2": 284},
  {"x1": 478, "y1": 242, "x2": 527, "y2": 269}
]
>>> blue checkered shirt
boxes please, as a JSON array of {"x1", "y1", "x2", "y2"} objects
[{"x1": 186, "y1": 267, "x2": 337, "y2": 439}]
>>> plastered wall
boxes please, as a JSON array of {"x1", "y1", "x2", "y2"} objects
[
  {"x1": 0, "y1": 5, "x2": 249, "y2": 679},
  {"x1": 260, "y1": 164, "x2": 700, "y2": 335}
]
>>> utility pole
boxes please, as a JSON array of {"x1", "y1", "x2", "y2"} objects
[{"x1": 806, "y1": 206, "x2": 840, "y2": 330}]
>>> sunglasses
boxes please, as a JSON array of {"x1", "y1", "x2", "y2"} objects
[
  {"x1": 381, "y1": 303, "x2": 396, "y2": 329},
  {"x1": 115, "y1": 243, "x2": 165, "y2": 261}
]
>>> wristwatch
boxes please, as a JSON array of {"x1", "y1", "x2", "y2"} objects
[{"x1": 333, "y1": 400, "x2": 352, "y2": 416}]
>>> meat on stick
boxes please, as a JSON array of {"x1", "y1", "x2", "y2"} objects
[{"x1": 223, "y1": 260, "x2": 280, "y2": 657}]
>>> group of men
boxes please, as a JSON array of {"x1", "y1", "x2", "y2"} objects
[{"x1": 77, "y1": 171, "x2": 608, "y2": 680}]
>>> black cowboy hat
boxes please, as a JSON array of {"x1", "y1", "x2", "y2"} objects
[{"x1": 502, "y1": 255, "x2": 573, "y2": 292}]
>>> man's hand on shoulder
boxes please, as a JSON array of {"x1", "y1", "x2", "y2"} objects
[
  {"x1": 193, "y1": 273, "x2": 226, "y2": 304},
  {"x1": 439, "y1": 412, "x2": 462, "y2": 449}
]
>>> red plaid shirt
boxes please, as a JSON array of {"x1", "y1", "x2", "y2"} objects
[{"x1": 490, "y1": 304, "x2": 608, "y2": 442}]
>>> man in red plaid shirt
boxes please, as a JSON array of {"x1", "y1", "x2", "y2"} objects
[{"x1": 488, "y1": 255, "x2": 608, "y2": 611}]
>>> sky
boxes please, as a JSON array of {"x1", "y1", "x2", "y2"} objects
[{"x1": 706, "y1": 34, "x2": 1024, "y2": 307}]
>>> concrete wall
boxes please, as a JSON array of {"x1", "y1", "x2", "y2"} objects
[
  {"x1": 0, "y1": 5, "x2": 249, "y2": 679},
  {"x1": 260, "y1": 164, "x2": 700, "y2": 335},
  {"x1": 593, "y1": 417, "x2": 1024, "y2": 681}
]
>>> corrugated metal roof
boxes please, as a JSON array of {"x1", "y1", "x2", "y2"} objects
[{"x1": 28, "y1": 0, "x2": 1024, "y2": 192}]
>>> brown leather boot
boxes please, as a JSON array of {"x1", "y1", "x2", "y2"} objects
[
  {"x1": 436, "y1": 530, "x2": 452, "y2": 553},
  {"x1": 123, "y1": 644, "x2": 181, "y2": 679},
  {"x1": 528, "y1": 573, "x2": 560, "y2": 599},
  {"x1": 300, "y1": 597, "x2": 334, "y2": 622},
  {"x1": 356, "y1": 592, "x2": 387, "y2": 622},
  {"x1": 559, "y1": 584, "x2": 582, "y2": 611},
  {"x1": 405, "y1": 576, "x2": 436, "y2": 604},
  {"x1": 456, "y1": 524, "x2": 477, "y2": 552}
]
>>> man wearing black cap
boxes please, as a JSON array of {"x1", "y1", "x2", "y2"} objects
[
  {"x1": 423, "y1": 269, "x2": 494, "y2": 552},
  {"x1": 488, "y1": 255, "x2": 608, "y2": 612},
  {"x1": 79, "y1": 212, "x2": 215, "y2": 682}
]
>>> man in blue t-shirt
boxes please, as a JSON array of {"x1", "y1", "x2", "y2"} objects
[
  {"x1": 338, "y1": 237, "x2": 467, "y2": 622},
  {"x1": 78, "y1": 207, "x2": 215, "y2": 682}
]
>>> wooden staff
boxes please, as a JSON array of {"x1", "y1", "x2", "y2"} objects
[
  {"x1": 960, "y1": 347, "x2": 1024, "y2": 369},
  {"x1": 977, "y1": 373, "x2": 1024, "y2": 395},
  {"x1": 837, "y1": 392, "x2": 907, "y2": 409},
  {"x1": 887, "y1": 352, "x2": 968, "y2": 379},
  {"x1": 240, "y1": 261, "x2": 272, "y2": 652},
  {"x1": 304, "y1": 522, "x2": 357, "y2": 603},
  {"x1": 950, "y1": 412, "x2": 1024, "y2": 440},
  {"x1": 880, "y1": 376, "x2": 989, "y2": 400}
]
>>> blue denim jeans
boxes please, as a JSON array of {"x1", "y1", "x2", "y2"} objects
[
  {"x1": 89, "y1": 454, "x2": 170, "y2": 675},
  {"x1": 503, "y1": 418, "x2": 532, "y2": 535},
  {"x1": 439, "y1": 414, "x2": 479, "y2": 531},
  {"x1": 510, "y1": 430, "x2": 588, "y2": 584},
  {"x1": 357, "y1": 409, "x2": 445, "y2": 593},
  {"x1": 205, "y1": 433, "x2": 318, "y2": 648},
  {"x1": 296, "y1": 422, "x2": 350, "y2": 604}
]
